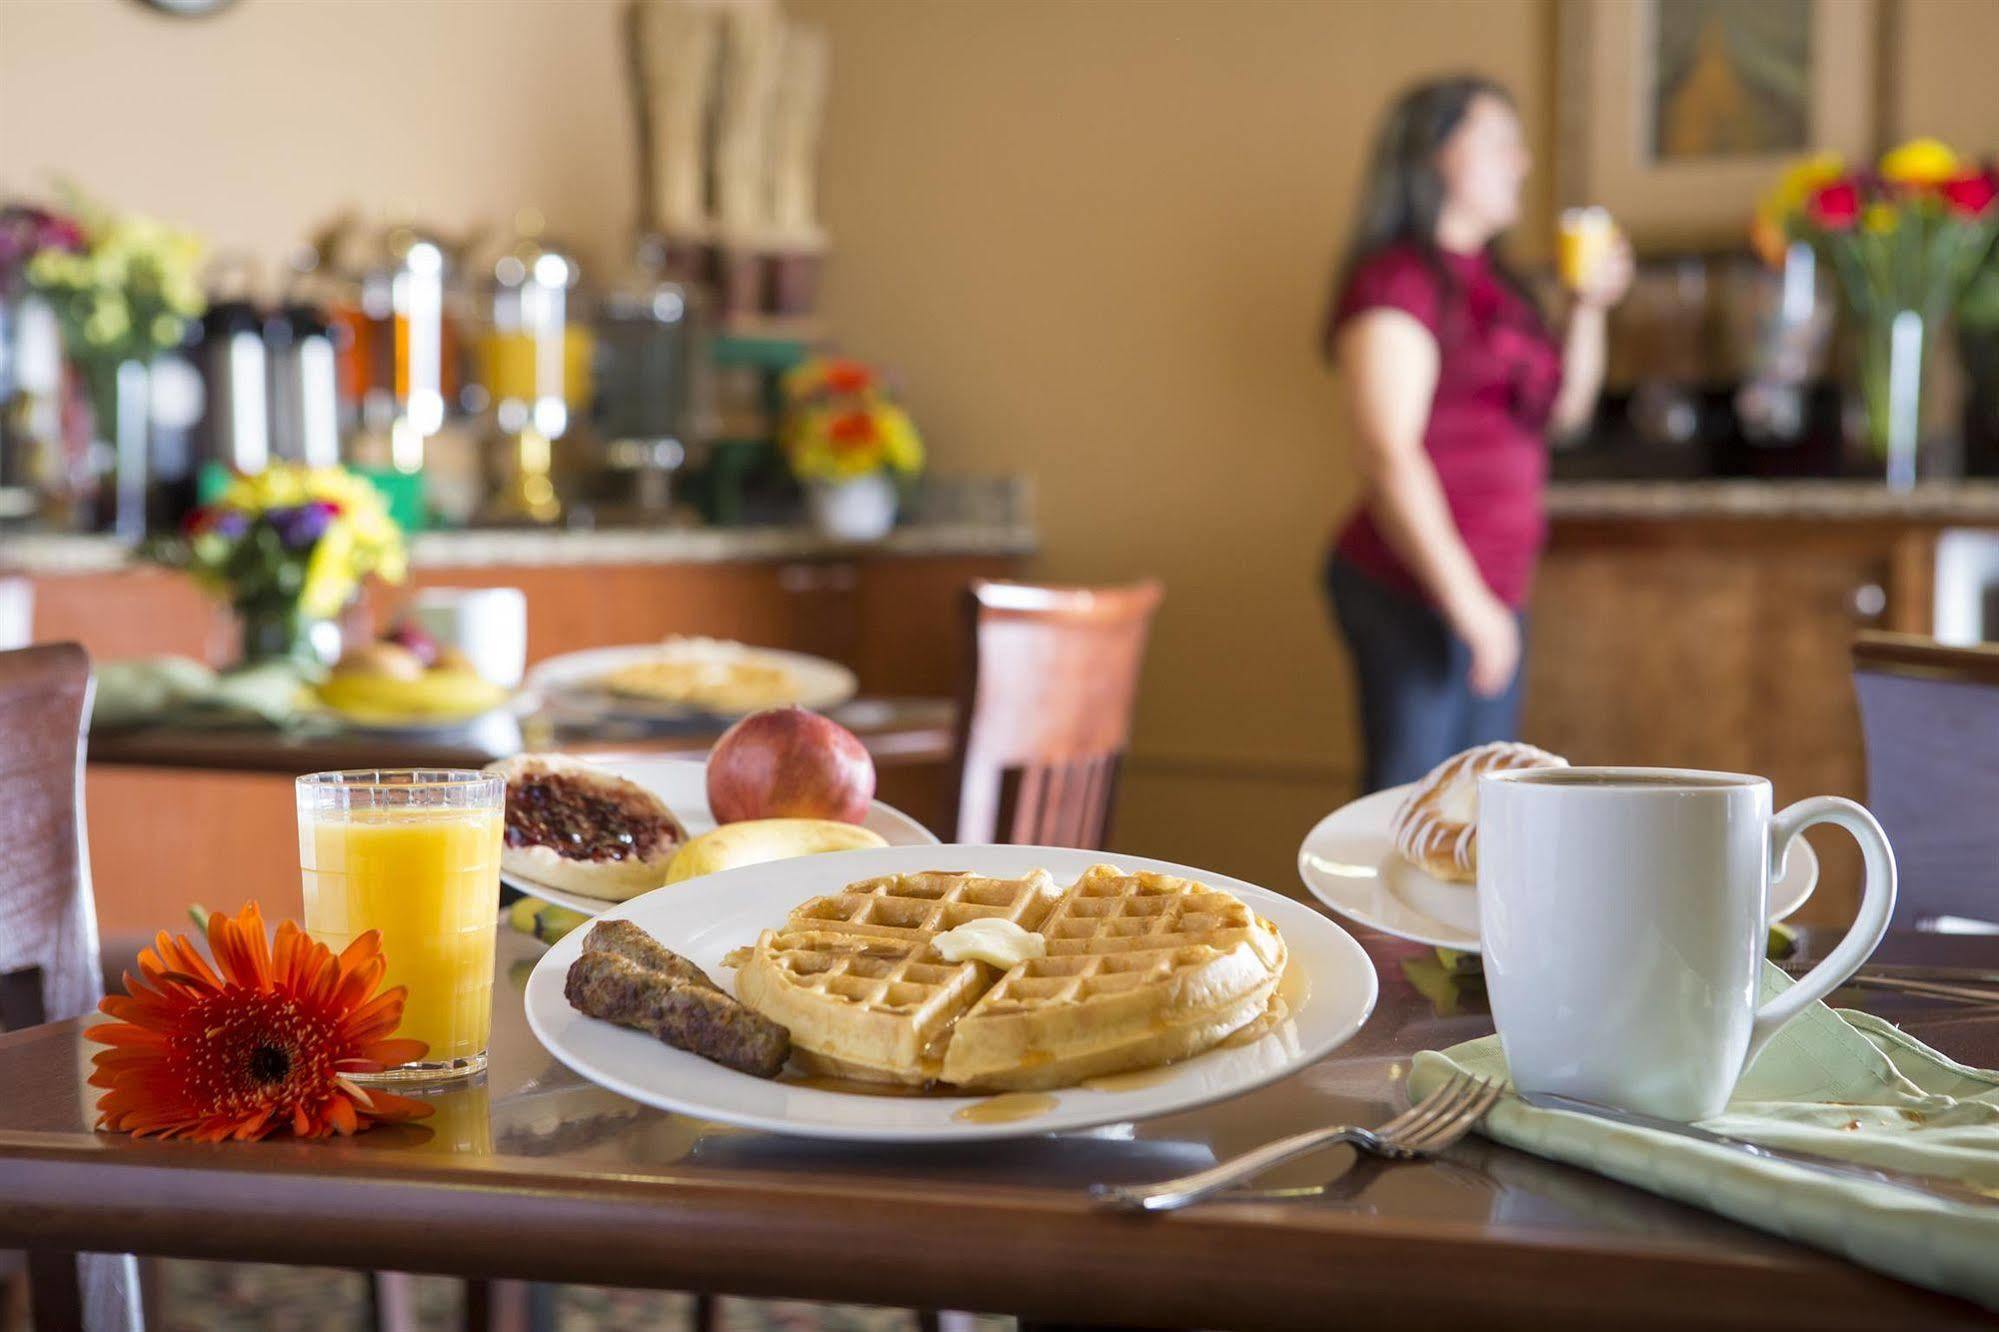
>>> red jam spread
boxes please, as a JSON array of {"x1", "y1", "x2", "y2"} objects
[{"x1": 504, "y1": 774, "x2": 679, "y2": 862}]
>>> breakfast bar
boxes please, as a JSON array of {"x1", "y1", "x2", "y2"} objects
[{"x1": 5, "y1": 1, "x2": 1999, "y2": 1328}]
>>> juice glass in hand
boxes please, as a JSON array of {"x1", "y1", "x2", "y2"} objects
[
  {"x1": 1556, "y1": 206, "x2": 1617, "y2": 291},
  {"x1": 297, "y1": 769, "x2": 504, "y2": 1081}
]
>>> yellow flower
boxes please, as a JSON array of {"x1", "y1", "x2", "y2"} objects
[
  {"x1": 876, "y1": 404, "x2": 925, "y2": 476},
  {"x1": 300, "y1": 522, "x2": 358, "y2": 619},
  {"x1": 1761, "y1": 152, "x2": 1845, "y2": 220},
  {"x1": 1863, "y1": 202, "x2": 1899, "y2": 234},
  {"x1": 1879, "y1": 138, "x2": 1959, "y2": 187}
]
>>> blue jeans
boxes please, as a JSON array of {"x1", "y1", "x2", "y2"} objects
[{"x1": 1324, "y1": 557, "x2": 1527, "y2": 793}]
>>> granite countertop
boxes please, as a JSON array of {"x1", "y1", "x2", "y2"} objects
[
  {"x1": 1, "y1": 515, "x2": 1038, "y2": 576},
  {"x1": 1547, "y1": 479, "x2": 1999, "y2": 524}
]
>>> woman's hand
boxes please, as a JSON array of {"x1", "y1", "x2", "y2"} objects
[
  {"x1": 1451, "y1": 592, "x2": 1521, "y2": 698},
  {"x1": 1574, "y1": 234, "x2": 1634, "y2": 310}
]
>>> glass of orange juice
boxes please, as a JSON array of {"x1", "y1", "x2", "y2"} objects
[
  {"x1": 1557, "y1": 206, "x2": 1617, "y2": 291},
  {"x1": 297, "y1": 769, "x2": 504, "y2": 1081}
]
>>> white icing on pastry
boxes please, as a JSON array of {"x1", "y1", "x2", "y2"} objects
[{"x1": 1389, "y1": 742, "x2": 1566, "y2": 883}]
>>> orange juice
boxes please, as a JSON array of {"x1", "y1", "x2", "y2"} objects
[
  {"x1": 300, "y1": 805, "x2": 502, "y2": 1071},
  {"x1": 1556, "y1": 207, "x2": 1616, "y2": 290}
]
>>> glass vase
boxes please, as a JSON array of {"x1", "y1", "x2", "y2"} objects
[
  {"x1": 236, "y1": 601, "x2": 338, "y2": 669},
  {"x1": 1857, "y1": 310, "x2": 1928, "y2": 489}
]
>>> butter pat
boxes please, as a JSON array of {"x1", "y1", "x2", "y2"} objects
[{"x1": 931, "y1": 918, "x2": 1047, "y2": 968}]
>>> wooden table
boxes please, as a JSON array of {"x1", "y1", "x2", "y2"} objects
[
  {"x1": 84, "y1": 695, "x2": 959, "y2": 774},
  {"x1": 2, "y1": 927, "x2": 1992, "y2": 1330}
]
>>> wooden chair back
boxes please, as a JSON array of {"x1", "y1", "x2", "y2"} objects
[
  {"x1": 0, "y1": 642, "x2": 101, "y2": 1032},
  {"x1": 1852, "y1": 630, "x2": 1999, "y2": 929},
  {"x1": 948, "y1": 579, "x2": 1163, "y2": 847},
  {"x1": 0, "y1": 643, "x2": 129, "y2": 1329}
]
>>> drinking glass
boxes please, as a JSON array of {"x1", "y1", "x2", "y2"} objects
[
  {"x1": 296, "y1": 769, "x2": 505, "y2": 1081},
  {"x1": 1556, "y1": 206, "x2": 1617, "y2": 291}
]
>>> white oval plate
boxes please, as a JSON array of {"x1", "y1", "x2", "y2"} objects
[
  {"x1": 524, "y1": 643, "x2": 858, "y2": 721},
  {"x1": 1298, "y1": 784, "x2": 1819, "y2": 952},
  {"x1": 524, "y1": 844, "x2": 1378, "y2": 1142},
  {"x1": 502, "y1": 758, "x2": 938, "y2": 916}
]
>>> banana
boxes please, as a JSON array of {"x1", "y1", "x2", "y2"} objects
[
  {"x1": 316, "y1": 668, "x2": 508, "y2": 724},
  {"x1": 664, "y1": 818, "x2": 887, "y2": 884},
  {"x1": 506, "y1": 895, "x2": 591, "y2": 945}
]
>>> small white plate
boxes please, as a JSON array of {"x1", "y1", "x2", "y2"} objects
[
  {"x1": 523, "y1": 844, "x2": 1379, "y2": 1142},
  {"x1": 1298, "y1": 785, "x2": 1819, "y2": 952},
  {"x1": 502, "y1": 758, "x2": 938, "y2": 916},
  {"x1": 524, "y1": 643, "x2": 858, "y2": 721}
]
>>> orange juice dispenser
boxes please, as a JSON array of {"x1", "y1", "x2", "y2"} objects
[{"x1": 472, "y1": 214, "x2": 592, "y2": 525}]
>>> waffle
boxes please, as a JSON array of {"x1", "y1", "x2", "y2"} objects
[
  {"x1": 732, "y1": 865, "x2": 1285, "y2": 1090},
  {"x1": 941, "y1": 865, "x2": 1287, "y2": 1091},
  {"x1": 733, "y1": 870, "x2": 1061, "y2": 1083}
]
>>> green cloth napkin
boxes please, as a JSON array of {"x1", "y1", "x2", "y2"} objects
[
  {"x1": 90, "y1": 656, "x2": 308, "y2": 730},
  {"x1": 1410, "y1": 963, "x2": 1999, "y2": 1311}
]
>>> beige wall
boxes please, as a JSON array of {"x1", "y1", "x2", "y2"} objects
[
  {"x1": 0, "y1": 0, "x2": 638, "y2": 274},
  {"x1": 4, "y1": 0, "x2": 1996, "y2": 892}
]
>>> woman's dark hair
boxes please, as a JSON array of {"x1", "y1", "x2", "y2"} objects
[{"x1": 1323, "y1": 74, "x2": 1537, "y2": 358}]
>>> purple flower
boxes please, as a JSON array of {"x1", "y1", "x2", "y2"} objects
[
  {"x1": 209, "y1": 509, "x2": 251, "y2": 540},
  {"x1": 0, "y1": 205, "x2": 85, "y2": 284},
  {"x1": 267, "y1": 502, "x2": 336, "y2": 550}
]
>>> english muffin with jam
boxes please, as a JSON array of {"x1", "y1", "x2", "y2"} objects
[{"x1": 488, "y1": 754, "x2": 687, "y2": 900}]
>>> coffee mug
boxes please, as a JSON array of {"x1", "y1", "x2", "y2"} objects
[
  {"x1": 1477, "y1": 767, "x2": 1896, "y2": 1121},
  {"x1": 407, "y1": 587, "x2": 528, "y2": 688}
]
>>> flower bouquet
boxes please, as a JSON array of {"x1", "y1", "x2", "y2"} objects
[
  {"x1": 159, "y1": 465, "x2": 407, "y2": 666},
  {"x1": 1758, "y1": 140, "x2": 1999, "y2": 474},
  {"x1": 780, "y1": 357, "x2": 925, "y2": 541}
]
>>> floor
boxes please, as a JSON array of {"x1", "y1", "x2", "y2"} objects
[{"x1": 159, "y1": 1262, "x2": 1015, "y2": 1331}]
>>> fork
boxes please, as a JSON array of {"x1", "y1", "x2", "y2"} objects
[{"x1": 1092, "y1": 1071, "x2": 1502, "y2": 1212}]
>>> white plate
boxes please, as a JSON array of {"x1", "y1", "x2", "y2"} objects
[
  {"x1": 523, "y1": 844, "x2": 1379, "y2": 1142},
  {"x1": 1297, "y1": 784, "x2": 1819, "y2": 952},
  {"x1": 524, "y1": 643, "x2": 858, "y2": 721},
  {"x1": 502, "y1": 758, "x2": 938, "y2": 916}
]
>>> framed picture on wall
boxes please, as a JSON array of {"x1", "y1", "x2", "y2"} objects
[{"x1": 1557, "y1": 0, "x2": 1890, "y2": 250}]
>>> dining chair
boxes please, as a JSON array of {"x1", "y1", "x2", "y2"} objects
[
  {"x1": 948, "y1": 578, "x2": 1163, "y2": 847},
  {"x1": 1852, "y1": 630, "x2": 1999, "y2": 930},
  {"x1": 0, "y1": 642, "x2": 145, "y2": 1332}
]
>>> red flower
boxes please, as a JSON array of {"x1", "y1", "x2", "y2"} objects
[
  {"x1": 821, "y1": 359, "x2": 873, "y2": 395},
  {"x1": 1808, "y1": 180, "x2": 1863, "y2": 230},
  {"x1": 827, "y1": 410, "x2": 878, "y2": 450},
  {"x1": 1941, "y1": 172, "x2": 1998, "y2": 219},
  {"x1": 87, "y1": 903, "x2": 433, "y2": 1142}
]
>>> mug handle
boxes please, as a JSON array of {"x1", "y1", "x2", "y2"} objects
[{"x1": 1746, "y1": 796, "x2": 1898, "y2": 1062}]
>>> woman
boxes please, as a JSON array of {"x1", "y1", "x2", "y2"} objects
[{"x1": 1324, "y1": 75, "x2": 1630, "y2": 792}]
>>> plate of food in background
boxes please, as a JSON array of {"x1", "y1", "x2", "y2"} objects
[
  {"x1": 495, "y1": 706, "x2": 937, "y2": 917},
  {"x1": 1297, "y1": 742, "x2": 1818, "y2": 951},
  {"x1": 312, "y1": 619, "x2": 514, "y2": 732},
  {"x1": 522, "y1": 843, "x2": 1377, "y2": 1142},
  {"x1": 524, "y1": 637, "x2": 858, "y2": 722}
]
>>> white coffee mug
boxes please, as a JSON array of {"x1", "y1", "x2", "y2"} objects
[
  {"x1": 1477, "y1": 767, "x2": 1896, "y2": 1121},
  {"x1": 407, "y1": 587, "x2": 528, "y2": 688}
]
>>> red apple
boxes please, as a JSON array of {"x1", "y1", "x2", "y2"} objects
[
  {"x1": 706, "y1": 707, "x2": 876, "y2": 824},
  {"x1": 384, "y1": 620, "x2": 442, "y2": 668}
]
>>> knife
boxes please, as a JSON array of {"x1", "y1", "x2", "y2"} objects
[{"x1": 1516, "y1": 1091, "x2": 1999, "y2": 1210}]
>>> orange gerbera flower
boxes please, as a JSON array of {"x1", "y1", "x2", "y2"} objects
[{"x1": 87, "y1": 903, "x2": 434, "y2": 1142}]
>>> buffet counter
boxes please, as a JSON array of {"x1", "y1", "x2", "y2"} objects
[
  {"x1": 1546, "y1": 478, "x2": 1999, "y2": 525},
  {"x1": 1, "y1": 514, "x2": 1039, "y2": 576},
  {"x1": 1532, "y1": 478, "x2": 1999, "y2": 928}
]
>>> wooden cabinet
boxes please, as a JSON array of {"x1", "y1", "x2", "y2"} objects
[{"x1": 1524, "y1": 519, "x2": 1940, "y2": 927}]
